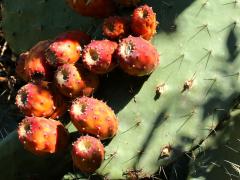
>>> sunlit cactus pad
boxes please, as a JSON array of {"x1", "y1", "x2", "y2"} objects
[{"x1": 1, "y1": 0, "x2": 240, "y2": 179}]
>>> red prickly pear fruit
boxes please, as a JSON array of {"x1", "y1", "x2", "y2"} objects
[
  {"x1": 82, "y1": 40, "x2": 118, "y2": 74},
  {"x1": 55, "y1": 64, "x2": 99, "y2": 98},
  {"x1": 116, "y1": 36, "x2": 160, "y2": 76},
  {"x1": 45, "y1": 31, "x2": 91, "y2": 67},
  {"x1": 72, "y1": 135, "x2": 104, "y2": 173},
  {"x1": 66, "y1": 0, "x2": 116, "y2": 18},
  {"x1": 115, "y1": 0, "x2": 141, "y2": 7},
  {"x1": 102, "y1": 16, "x2": 129, "y2": 40},
  {"x1": 15, "y1": 83, "x2": 55, "y2": 117},
  {"x1": 24, "y1": 40, "x2": 53, "y2": 81},
  {"x1": 49, "y1": 85, "x2": 68, "y2": 119},
  {"x1": 78, "y1": 66, "x2": 100, "y2": 97},
  {"x1": 18, "y1": 117, "x2": 69, "y2": 156},
  {"x1": 16, "y1": 51, "x2": 29, "y2": 81},
  {"x1": 32, "y1": 81, "x2": 68, "y2": 119},
  {"x1": 70, "y1": 97, "x2": 118, "y2": 140},
  {"x1": 131, "y1": 5, "x2": 158, "y2": 40}
]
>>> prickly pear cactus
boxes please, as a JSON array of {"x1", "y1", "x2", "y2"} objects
[
  {"x1": 187, "y1": 110, "x2": 240, "y2": 180},
  {"x1": 1, "y1": 0, "x2": 99, "y2": 54},
  {"x1": 1, "y1": 0, "x2": 240, "y2": 179}
]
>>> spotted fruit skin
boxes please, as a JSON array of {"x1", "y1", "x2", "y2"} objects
[
  {"x1": 15, "y1": 83, "x2": 55, "y2": 117},
  {"x1": 72, "y1": 135, "x2": 104, "y2": 173},
  {"x1": 45, "y1": 31, "x2": 91, "y2": 67},
  {"x1": 18, "y1": 117, "x2": 69, "y2": 155},
  {"x1": 55, "y1": 64, "x2": 99, "y2": 98},
  {"x1": 131, "y1": 5, "x2": 158, "y2": 40},
  {"x1": 66, "y1": 0, "x2": 116, "y2": 18},
  {"x1": 102, "y1": 16, "x2": 129, "y2": 39},
  {"x1": 24, "y1": 40, "x2": 52, "y2": 81},
  {"x1": 116, "y1": 36, "x2": 159, "y2": 76},
  {"x1": 82, "y1": 40, "x2": 118, "y2": 74},
  {"x1": 70, "y1": 97, "x2": 118, "y2": 140}
]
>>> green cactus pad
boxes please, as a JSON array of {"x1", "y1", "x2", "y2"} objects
[
  {"x1": 1, "y1": 0, "x2": 99, "y2": 54},
  {"x1": 94, "y1": 0, "x2": 240, "y2": 178},
  {"x1": 0, "y1": 131, "x2": 71, "y2": 179},
  {"x1": 1, "y1": 0, "x2": 240, "y2": 179},
  {"x1": 187, "y1": 110, "x2": 240, "y2": 180}
]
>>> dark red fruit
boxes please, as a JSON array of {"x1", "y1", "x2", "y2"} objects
[
  {"x1": 72, "y1": 135, "x2": 104, "y2": 173},
  {"x1": 46, "y1": 31, "x2": 91, "y2": 67},
  {"x1": 55, "y1": 64, "x2": 99, "y2": 98},
  {"x1": 116, "y1": 36, "x2": 159, "y2": 76},
  {"x1": 82, "y1": 40, "x2": 118, "y2": 74},
  {"x1": 131, "y1": 5, "x2": 158, "y2": 40},
  {"x1": 66, "y1": 0, "x2": 116, "y2": 18},
  {"x1": 70, "y1": 97, "x2": 118, "y2": 140},
  {"x1": 18, "y1": 117, "x2": 69, "y2": 156}
]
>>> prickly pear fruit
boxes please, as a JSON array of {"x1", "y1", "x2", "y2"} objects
[
  {"x1": 15, "y1": 83, "x2": 55, "y2": 117},
  {"x1": 55, "y1": 64, "x2": 99, "y2": 98},
  {"x1": 24, "y1": 40, "x2": 52, "y2": 81},
  {"x1": 70, "y1": 97, "x2": 118, "y2": 140},
  {"x1": 66, "y1": 0, "x2": 116, "y2": 18},
  {"x1": 102, "y1": 16, "x2": 129, "y2": 40},
  {"x1": 18, "y1": 117, "x2": 69, "y2": 156},
  {"x1": 45, "y1": 31, "x2": 91, "y2": 67},
  {"x1": 79, "y1": 66, "x2": 100, "y2": 97},
  {"x1": 50, "y1": 87, "x2": 68, "y2": 119},
  {"x1": 131, "y1": 5, "x2": 157, "y2": 40},
  {"x1": 116, "y1": 36, "x2": 159, "y2": 76},
  {"x1": 15, "y1": 51, "x2": 29, "y2": 81},
  {"x1": 82, "y1": 40, "x2": 118, "y2": 74},
  {"x1": 72, "y1": 135, "x2": 104, "y2": 173},
  {"x1": 115, "y1": 0, "x2": 140, "y2": 7}
]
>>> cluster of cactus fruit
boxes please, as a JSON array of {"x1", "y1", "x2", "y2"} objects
[
  {"x1": 14, "y1": 2, "x2": 160, "y2": 174},
  {"x1": 1, "y1": 0, "x2": 240, "y2": 179}
]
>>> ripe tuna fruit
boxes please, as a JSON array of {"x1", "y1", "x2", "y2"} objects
[
  {"x1": 116, "y1": 36, "x2": 160, "y2": 76},
  {"x1": 131, "y1": 5, "x2": 158, "y2": 40},
  {"x1": 24, "y1": 40, "x2": 52, "y2": 81},
  {"x1": 18, "y1": 117, "x2": 69, "y2": 155},
  {"x1": 45, "y1": 31, "x2": 91, "y2": 67},
  {"x1": 102, "y1": 16, "x2": 129, "y2": 40},
  {"x1": 70, "y1": 97, "x2": 118, "y2": 140},
  {"x1": 55, "y1": 64, "x2": 99, "y2": 98},
  {"x1": 66, "y1": 0, "x2": 116, "y2": 18},
  {"x1": 15, "y1": 83, "x2": 55, "y2": 117},
  {"x1": 72, "y1": 135, "x2": 104, "y2": 173},
  {"x1": 82, "y1": 40, "x2": 118, "y2": 74}
]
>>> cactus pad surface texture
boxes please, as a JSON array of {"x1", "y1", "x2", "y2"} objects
[{"x1": 1, "y1": 0, "x2": 240, "y2": 179}]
